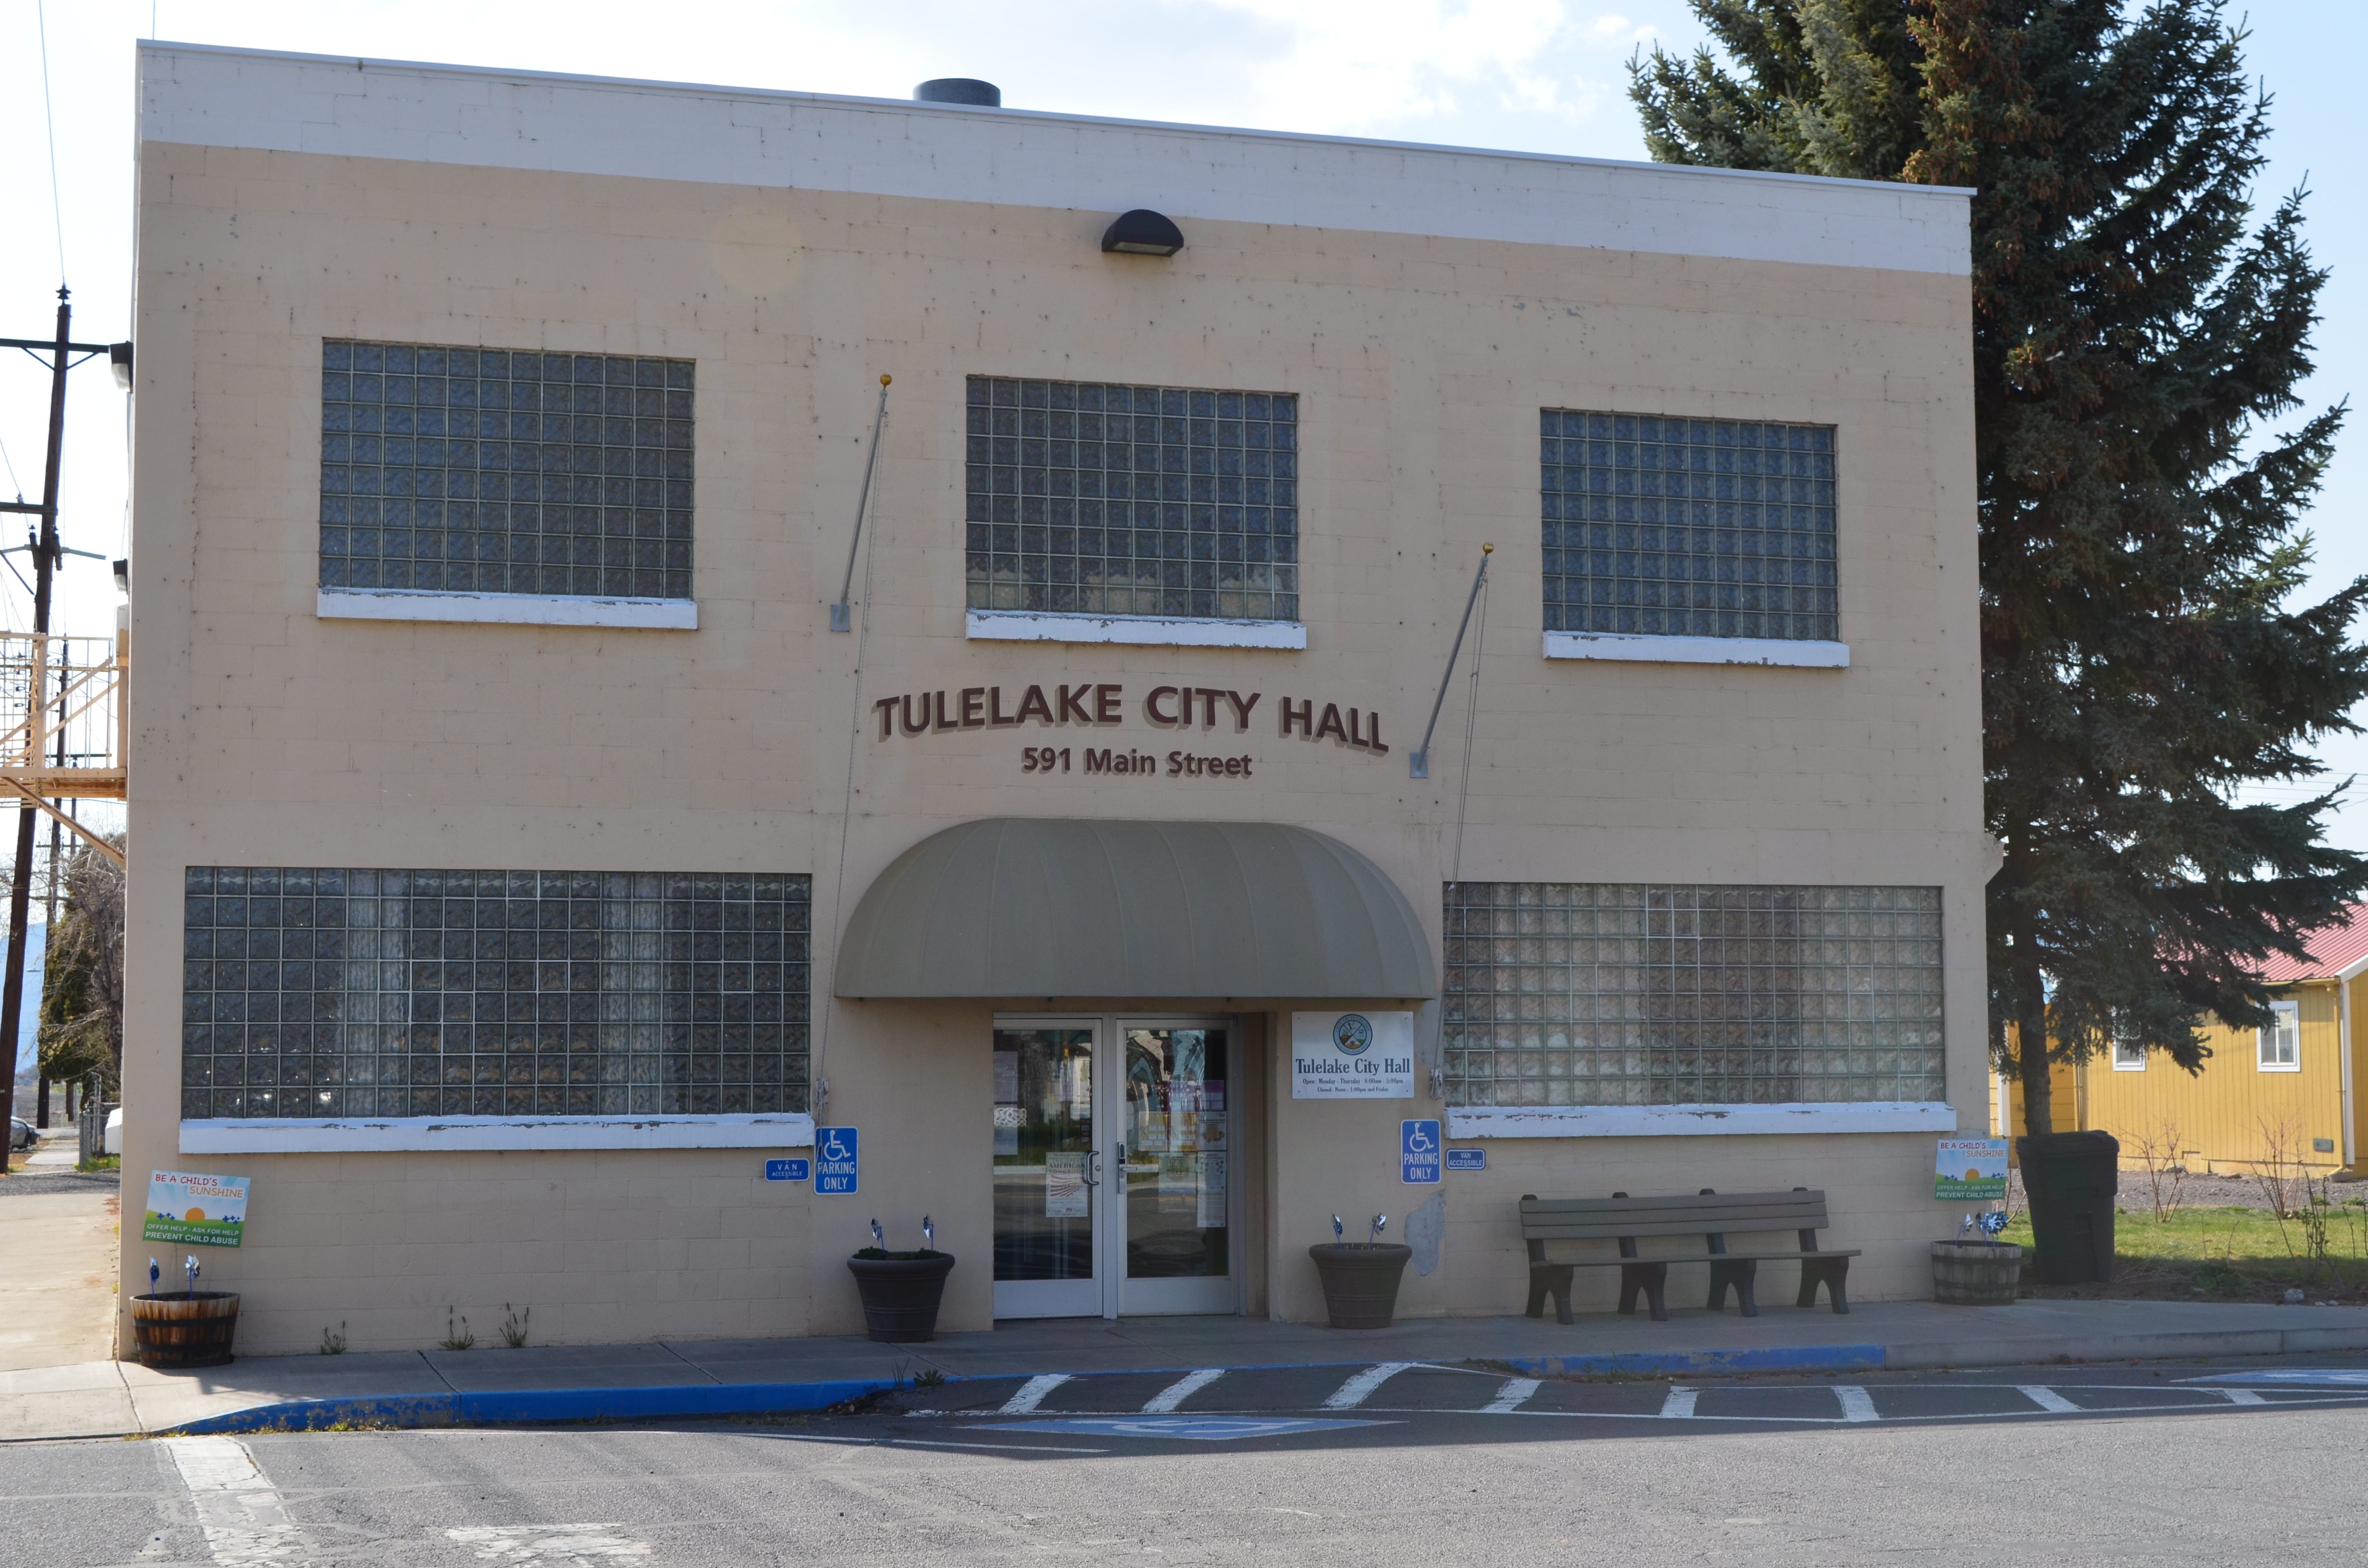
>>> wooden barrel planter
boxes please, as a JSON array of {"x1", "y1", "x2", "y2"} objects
[
  {"x1": 1931, "y1": 1241, "x2": 2023, "y2": 1306},
  {"x1": 846, "y1": 1252, "x2": 956, "y2": 1343},
  {"x1": 131, "y1": 1291, "x2": 241, "y2": 1369},
  {"x1": 1308, "y1": 1243, "x2": 1412, "y2": 1329}
]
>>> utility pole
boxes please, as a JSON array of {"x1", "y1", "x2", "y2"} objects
[{"x1": 0, "y1": 289, "x2": 127, "y2": 1161}]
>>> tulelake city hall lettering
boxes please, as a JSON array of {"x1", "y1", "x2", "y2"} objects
[{"x1": 872, "y1": 682, "x2": 1390, "y2": 777}]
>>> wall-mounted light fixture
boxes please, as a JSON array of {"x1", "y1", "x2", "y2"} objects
[
  {"x1": 109, "y1": 341, "x2": 133, "y2": 391},
  {"x1": 1100, "y1": 209, "x2": 1185, "y2": 257}
]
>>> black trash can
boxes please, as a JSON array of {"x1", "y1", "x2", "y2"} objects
[{"x1": 2017, "y1": 1130, "x2": 2120, "y2": 1285}]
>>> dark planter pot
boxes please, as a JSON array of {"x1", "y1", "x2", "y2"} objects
[
  {"x1": 1308, "y1": 1243, "x2": 1412, "y2": 1329},
  {"x1": 131, "y1": 1291, "x2": 240, "y2": 1369},
  {"x1": 847, "y1": 1252, "x2": 956, "y2": 1343},
  {"x1": 2018, "y1": 1129, "x2": 2120, "y2": 1285}
]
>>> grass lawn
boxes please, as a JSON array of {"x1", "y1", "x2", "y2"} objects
[{"x1": 1997, "y1": 1200, "x2": 2368, "y2": 1302}]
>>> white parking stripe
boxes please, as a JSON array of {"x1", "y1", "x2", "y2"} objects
[
  {"x1": 1832, "y1": 1386, "x2": 1879, "y2": 1422},
  {"x1": 1658, "y1": 1385, "x2": 1698, "y2": 1419},
  {"x1": 162, "y1": 1436, "x2": 305, "y2": 1565},
  {"x1": 2017, "y1": 1385, "x2": 2080, "y2": 1414},
  {"x1": 1484, "y1": 1377, "x2": 1542, "y2": 1414},
  {"x1": 1323, "y1": 1362, "x2": 1415, "y2": 1410},
  {"x1": 2213, "y1": 1388, "x2": 2269, "y2": 1406},
  {"x1": 1142, "y1": 1369, "x2": 1225, "y2": 1413},
  {"x1": 1000, "y1": 1373, "x2": 1073, "y2": 1414}
]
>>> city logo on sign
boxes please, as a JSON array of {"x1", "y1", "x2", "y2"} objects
[
  {"x1": 1401, "y1": 1119, "x2": 1442, "y2": 1184},
  {"x1": 764, "y1": 1158, "x2": 811, "y2": 1182},
  {"x1": 815, "y1": 1127, "x2": 859, "y2": 1195},
  {"x1": 1332, "y1": 1014, "x2": 1374, "y2": 1055}
]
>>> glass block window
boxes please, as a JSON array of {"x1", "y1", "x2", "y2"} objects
[
  {"x1": 181, "y1": 869, "x2": 809, "y2": 1120},
  {"x1": 1541, "y1": 412, "x2": 1837, "y2": 641},
  {"x1": 1442, "y1": 884, "x2": 1942, "y2": 1107},
  {"x1": 965, "y1": 377, "x2": 1299, "y2": 621},
  {"x1": 319, "y1": 342, "x2": 695, "y2": 600}
]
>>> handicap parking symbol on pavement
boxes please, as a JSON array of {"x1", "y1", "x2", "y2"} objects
[
  {"x1": 1401, "y1": 1119, "x2": 1441, "y2": 1184},
  {"x1": 975, "y1": 1417, "x2": 1383, "y2": 1441},
  {"x1": 815, "y1": 1127, "x2": 859, "y2": 1194}
]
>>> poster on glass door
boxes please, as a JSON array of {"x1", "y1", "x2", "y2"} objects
[
  {"x1": 1197, "y1": 1151, "x2": 1227, "y2": 1227},
  {"x1": 1290, "y1": 1011, "x2": 1416, "y2": 1098},
  {"x1": 1044, "y1": 1152, "x2": 1090, "y2": 1217}
]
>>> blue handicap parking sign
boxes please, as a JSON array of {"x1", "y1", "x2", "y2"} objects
[
  {"x1": 815, "y1": 1127, "x2": 859, "y2": 1194},
  {"x1": 764, "y1": 1158, "x2": 811, "y2": 1182},
  {"x1": 1401, "y1": 1119, "x2": 1441, "y2": 1184},
  {"x1": 1446, "y1": 1148, "x2": 1487, "y2": 1172}
]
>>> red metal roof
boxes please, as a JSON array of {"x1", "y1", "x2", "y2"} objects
[{"x1": 2257, "y1": 904, "x2": 2368, "y2": 983}]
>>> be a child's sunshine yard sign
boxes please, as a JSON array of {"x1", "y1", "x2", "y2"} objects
[
  {"x1": 142, "y1": 1171, "x2": 250, "y2": 1247},
  {"x1": 1935, "y1": 1138, "x2": 2009, "y2": 1201}
]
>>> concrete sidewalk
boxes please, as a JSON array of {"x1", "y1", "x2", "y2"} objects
[
  {"x1": 10, "y1": 1296, "x2": 2368, "y2": 1442},
  {"x1": 0, "y1": 1127, "x2": 119, "y2": 1374}
]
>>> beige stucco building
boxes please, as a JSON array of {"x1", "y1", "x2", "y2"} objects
[{"x1": 122, "y1": 42, "x2": 1989, "y2": 1355}]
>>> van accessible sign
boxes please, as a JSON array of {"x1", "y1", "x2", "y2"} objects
[{"x1": 1290, "y1": 1012, "x2": 1415, "y2": 1099}]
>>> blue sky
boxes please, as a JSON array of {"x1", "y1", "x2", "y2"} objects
[{"x1": 0, "y1": 0, "x2": 2360, "y2": 843}]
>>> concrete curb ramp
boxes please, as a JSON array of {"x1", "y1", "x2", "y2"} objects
[
  {"x1": 171, "y1": 1378, "x2": 901, "y2": 1435},
  {"x1": 162, "y1": 1319, "x2": 2368, "y2": 1436}
]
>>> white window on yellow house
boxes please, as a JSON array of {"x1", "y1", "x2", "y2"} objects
[
  {"x1": 2111, "y1": 1036, "x2": 2146, "y2": 1071},
  {"x1": 2258, "y1": 999, "x2": 2301, "y2": 1072}
]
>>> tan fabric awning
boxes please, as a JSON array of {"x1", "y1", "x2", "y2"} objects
[{"x1": 833, "y1": 818, "x2": 1437, "y2": 1000}]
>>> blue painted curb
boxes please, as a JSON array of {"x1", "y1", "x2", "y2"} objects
[
  {"x1": 1495, "y1": 1344, "x2": 1887, "y2": 1378},
  {"x1": 168, "y1": 1378, "x2": 907, "y2": 1435}
]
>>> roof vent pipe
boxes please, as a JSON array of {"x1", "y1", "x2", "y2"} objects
[{"x1": 914, "y1": 78, "x2": 1001, "y2": 107}]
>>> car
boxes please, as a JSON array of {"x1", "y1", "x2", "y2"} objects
[{"x1": 9, "y1": 1118, "x2": 31, "y2": 1152}]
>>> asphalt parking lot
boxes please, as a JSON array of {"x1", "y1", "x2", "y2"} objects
[{"x1": 11, "y1": 1353, "x2": 2368, "y2": 1566}]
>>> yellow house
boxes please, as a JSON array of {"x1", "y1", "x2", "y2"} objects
[{"x1": 1990, "y1": 908, "x2": 2368, "y2": 1176}]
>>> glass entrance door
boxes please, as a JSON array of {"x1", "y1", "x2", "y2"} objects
[
  {"x1": 991, "y1": 1025, "x2": 1101, "y2": 1319},
  {"x1": 992, "y1": 1015, "x2": 1236, "y2": 1320},
  {"x1": 1117, "y1": 1024, "x2": 1234, "y2": 1315}
]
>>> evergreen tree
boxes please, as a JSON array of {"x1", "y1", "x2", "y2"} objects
[
  {"x1": 37, "y1": 842, "x2": 124, "y2": 1097},
  {"x1": 1634, "y1": 1, "x2": 2368, "y2": 1133}
]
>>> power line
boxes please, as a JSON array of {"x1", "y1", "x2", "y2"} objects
[
  {"x1": 37, "y1": 0, "x2": 67, "y2": 285},
  {"x1": 0, "y1": 432, "x2": 21, "y2": 499}
]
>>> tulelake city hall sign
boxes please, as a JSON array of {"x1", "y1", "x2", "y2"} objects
[{"x1": 871, "y1": 682, "x2": 1390, "y2": 777}]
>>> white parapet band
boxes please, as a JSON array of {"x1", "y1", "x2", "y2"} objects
[
  {"x1": 178, "y1": 1113, "x2": 814, "y2": 1153},
  {"x1": 319, "y1": 588, "x2": 698, "y2": 630},
  {"x1": 1446, "y1": 1102, "x2": 1960, "y2": 1138},
  {"x1": 1543, "y1": 631, "x2": 1849, "y2": 667},
  {"x1": 967, "y1": 609, "x2": 1307, "y2": 649}
]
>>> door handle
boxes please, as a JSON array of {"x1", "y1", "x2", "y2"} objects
[
  {"x1": 1116, "y1": 1141, "x2": 1127, "y2": 1170},
  {"x1": 1081, "y1": 1148, "x2": 1100, "y2": 1189}
]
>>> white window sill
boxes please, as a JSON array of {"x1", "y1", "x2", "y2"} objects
[
  {"x1": 1543, "y1": 631, "x2": 1849, "y2": 667},
  {"x1": 1446, "y1": 1101, "x2": 1958, "y2": 1139},
  {"x1": 967, "y1": 609, "x2": 1306, "y2": 650},
  {"x1": 319, "y1": 588, "x2": 698, "y2": 630},
  {"x1": 2111, "y1": 1059, "x2": 2147, "y2": 1072},
  {"x1": 2257, "y1": 1062, "x2": 2302, "y2": 1074},
  {"x1": 177, "y1": 1113, "x2": 812, "y2": 1154}
]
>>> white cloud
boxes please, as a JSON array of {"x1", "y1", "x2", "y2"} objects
[{"x1": 1192, "y1": 0, "x2": 1617, "y2": 133}]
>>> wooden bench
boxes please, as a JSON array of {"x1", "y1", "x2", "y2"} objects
[{"x1": 1519, "y1": 1188, "x2": 1859, "y2": 1323}]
